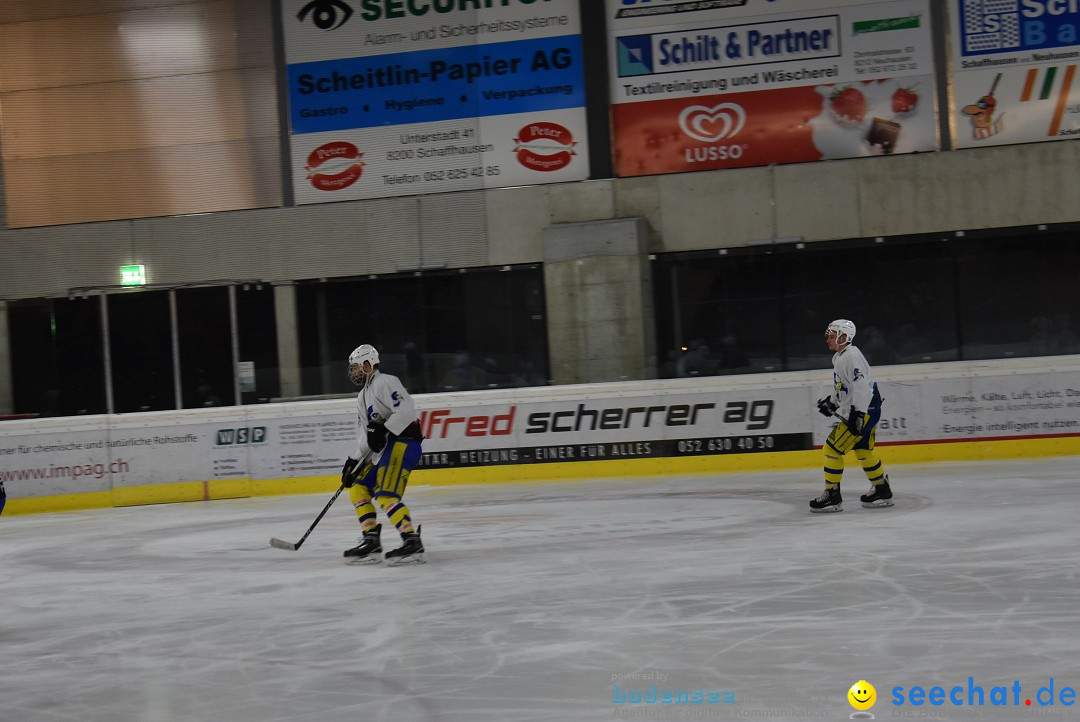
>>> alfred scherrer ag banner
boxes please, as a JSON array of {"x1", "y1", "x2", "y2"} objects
[
  {"x1": 282, "y1": 0, "x2": 589, "y2": 203},
  {"x1": 3, "y1": 369, "x2": 1079, "y2": 503},
  {"x1": 607, "y1": 0, "x2": 937, "y2": 176}
]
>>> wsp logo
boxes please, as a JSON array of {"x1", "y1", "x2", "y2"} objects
[{"x1": 216, "y1": 427, "x2": 267, "y2": 445}]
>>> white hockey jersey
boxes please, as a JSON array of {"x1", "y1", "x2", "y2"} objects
[
  {"x1": 831, "y1": 344, "x2": 876, "y2": 417},
  {"x1": 353, "y1": 370, "x2": 417, "y2": 461}
]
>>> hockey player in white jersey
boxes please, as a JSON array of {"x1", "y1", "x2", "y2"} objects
[
  {"x1": 340, "y1": 344, "x2": 426, "y2": 564},
  {"x1": 810, "y1": 319, "x2": 893, "y2": 512}
]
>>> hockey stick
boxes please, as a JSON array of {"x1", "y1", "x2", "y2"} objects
[
  {"x1": 831, "y1": 409, "x2": 869, "y2": 435},
  {"x1": 819, "y1": 397, "x2": 860, "y2": 432},
  {"x1": 270, "y1": 456, "x2": 368, "y2": 551}
]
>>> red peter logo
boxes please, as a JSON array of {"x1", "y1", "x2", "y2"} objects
[
  {"x1": 306, "y1": 141, "x2": 364, "y2": 191},
  {"x1": 512, "y1": 122, "x2": 576, "y2": 172}
]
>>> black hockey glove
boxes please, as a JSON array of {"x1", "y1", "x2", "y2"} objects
[
  {"x1": 816, "y1": 397, "x2": 839, "y2": 418},
  {"x1": 847, "y1": 408, "x2": 866, "y2": 435},
  {"x1": 341, "y1": 458, "x2": 362, "y2": 488},
  {"x1": 366, "y1": 422, "x2": 389, "y2": 453}
]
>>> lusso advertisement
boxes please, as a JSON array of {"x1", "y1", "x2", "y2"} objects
[
  {"x1": 607, "y1": 0, "x2": 938, "y2": 177},
  {"x1": 282, "y1": 0, "x2": 590, "y2": 203}
]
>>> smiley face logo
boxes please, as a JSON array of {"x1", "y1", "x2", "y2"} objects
[{"x1": 848, "y1": 680, "x2": 876, "y2": 710}]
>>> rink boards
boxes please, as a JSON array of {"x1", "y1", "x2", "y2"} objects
[{"x1": 2, "y1": 355, "x2": 1079, "y2": 514}]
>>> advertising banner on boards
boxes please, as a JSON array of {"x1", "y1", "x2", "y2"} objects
[
  {"x1": 948, "y1": 0, "x2": 1080, "y2": 148},
  {"x1": 413, "y1": 385, "x2": 812, "y2": 468},
  {"x1": 281, "y1": 0, "x2": 590, "y2": 204},
  {"x1": 606, "y1": 0, "x2": 938, "y2": 177},
  {"x1": 3, "y1": 366, "x2": 1079, "y2": 504}
]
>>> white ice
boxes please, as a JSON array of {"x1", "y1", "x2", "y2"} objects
[{"x1": 2, "y1": 457, "x2": 1079, "y2": 722}]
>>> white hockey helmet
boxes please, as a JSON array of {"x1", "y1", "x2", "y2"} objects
[
  {"x1": 825, "y1": 319, "x2": 856, "y2": 345},
  {"x1": 348, "y1": 344, "x2": 380, "y2": 386}
]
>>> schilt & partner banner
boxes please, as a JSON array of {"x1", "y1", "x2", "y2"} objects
[{"x1": 607, "y1": 0, "x2": 938, "y2": 176}]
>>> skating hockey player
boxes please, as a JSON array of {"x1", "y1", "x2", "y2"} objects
[
  {"x1": 810, "y1": 319, "x2": 893, "y2": 512},
  {"x1": 341, "y1": 344, "x2": 426, "y2": 564}
]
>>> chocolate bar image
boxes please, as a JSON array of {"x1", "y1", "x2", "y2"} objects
[{"x1": 867, "y1": 117, "x2": 901, "y2": 154}]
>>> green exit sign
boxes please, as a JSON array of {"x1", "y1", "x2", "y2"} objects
[{"x1": 120, "y1": 264, "x2": 146, "y2": 286}]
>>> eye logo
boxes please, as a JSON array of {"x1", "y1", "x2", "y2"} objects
[
  {"x1": 848, "y1": 680, "x2": 877, "y2": 715},
  {"x1": 678, "y1": 103, "x2": 747, "y2": 143},
  {"x1": 297, "y1": 0, "x2": 353, "y2": 31}
]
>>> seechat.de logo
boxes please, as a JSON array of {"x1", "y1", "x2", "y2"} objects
[
  {"x1": 848, "y1": 680, "x2": 877, "y2": 718},
  {"x1": 297, "y1": 0, "x2": 353, "y2": 30}
]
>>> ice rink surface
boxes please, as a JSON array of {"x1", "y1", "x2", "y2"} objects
[{"x1": 2, "y1": 457, "x2": 1079, "y2": 722}]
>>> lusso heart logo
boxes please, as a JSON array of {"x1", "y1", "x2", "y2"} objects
[{"x1": 678, "y1": 103, "x2": 747, "y2": 143}]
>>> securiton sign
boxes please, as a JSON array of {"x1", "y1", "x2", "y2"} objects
[
  {"x1": 300, "y1": 0, "x2": 565, "y2": 25},
  {"x1": 282, "y1": 0, "x2": 589, "y2": 204}
]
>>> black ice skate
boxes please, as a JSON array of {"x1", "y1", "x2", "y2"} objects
[
  {"x1": 809, "y1": 486, "x2": 843, "y2": 513},
  {"x1": 344, "y1": 523, "x2": 382, "y2": 565},
  {"x1": 385, "y1": 525, "x2": 425, "y2": 565},
  {"x1": 860, "y1": 477, "x2": 894, "y2": 508}
]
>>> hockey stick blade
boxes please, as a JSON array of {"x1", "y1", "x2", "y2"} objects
[
  {"x1": 267, "y1": 456, "x2": 368, "y2": 553},
  {"x1": 267, "y1": 489, "x2": 340, "y2": 552}
]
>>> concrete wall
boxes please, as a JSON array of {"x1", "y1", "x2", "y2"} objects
[
  {"x1": 2, "y1": 132, "x2": 1079, "y2": 399},
  {"x1": 542, "y1": 218, "x2": 655, "y2": 385},
  {"x1": 4, "y1": 141, "x2": 1077, "y2": 301}
]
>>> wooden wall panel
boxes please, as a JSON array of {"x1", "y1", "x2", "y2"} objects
[
  {"x1": 4, "y1": 137, "x2": 281, "y2": 227},
  {"x1": 3, "y1": 68, "x2": 278, "y2": 159},
  {"x1": 0, "y1": 1, "x2": 183, "y2": 26},
  {"x1": 0, "y1": 0, "x2": 280, "y2": 228},
  {"x1": 0, "y1": 1, "x2": 268, "y2": 92}
]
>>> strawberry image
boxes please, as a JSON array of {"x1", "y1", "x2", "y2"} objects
[
  {"x1": 892, "y1": 85, "x2": 919, "y2": 114},
  {"x1": 829, "y1": 86, "x2": 867, "y2": 125}
]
